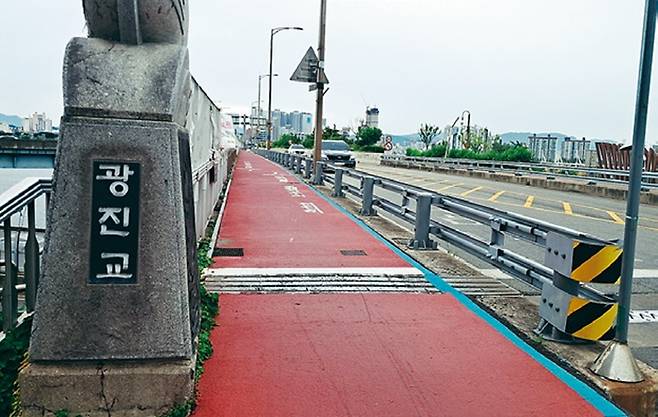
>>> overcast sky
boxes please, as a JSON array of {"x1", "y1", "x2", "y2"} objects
[{"x1": 2, "y1": 1, "x2": 658, "y2": 142}]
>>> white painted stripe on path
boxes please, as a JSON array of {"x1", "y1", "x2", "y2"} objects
[{"x1": 205, "y1": 267, "x2": 423, "y2": 277}]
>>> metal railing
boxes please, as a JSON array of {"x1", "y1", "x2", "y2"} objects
[
  {"x1": 381, "y1": 154, "x2": 658, "y2": 189},
  {"x1": 259, "y1": 149, "x2": 618, "y2": 307},
  {"x1": 0, "y1": 177, "x2": 51, "y2": 340}
]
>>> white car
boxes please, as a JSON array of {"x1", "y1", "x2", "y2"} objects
[
  {"x1": 288, "y1": 144, "x2": 306, "y2": 155},
  {"x1": 321, "y1": 140, "x2": 356, "y2": 168}
]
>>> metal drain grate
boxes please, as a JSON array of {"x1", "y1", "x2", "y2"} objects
[
  {"x1": 213, "y1": 248, "x2": 244, "y2": 257},
  {"x1": 340, "y1": 250, "x2": 367, "y2": 256}
]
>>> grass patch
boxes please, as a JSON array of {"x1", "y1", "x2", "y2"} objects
[{"x1": 1, "y1": 317, "x2": 32, "y2": 417}]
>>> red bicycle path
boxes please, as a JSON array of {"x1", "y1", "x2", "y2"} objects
[
  {"x1": 193, "y1": 152, "x2": 624, "y2": 417},
  {"x1": 210, "y1": 152, "x2": 411, "y2": 270}
]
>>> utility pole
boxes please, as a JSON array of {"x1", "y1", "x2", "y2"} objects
[{"x1": 313, "y1": 0, "x2": 328, "y2": 167}]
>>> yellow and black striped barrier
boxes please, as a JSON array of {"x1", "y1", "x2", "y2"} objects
[
  {"x1": 570, "y1": 241, "x2": 623, "y2": 284},
  {"x1": 540, "y1": 233, "x2": 622, "y2": 342},
  {"x1": 540, "y1": 282, "x2": 618, "y2": 342},
  {"x1": 565, "y1": 297, "x2": 617, "y2": 341}
]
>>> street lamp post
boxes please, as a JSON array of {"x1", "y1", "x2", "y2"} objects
[
  {"x1": 590, "y1": 0, "x2": 656, "y2": 383},
  {"x1": 267, "y1": 26, "x2": 304, "y2": 150},
  {"x1": 258, "y1": 73, "x2": 278, "y2": 142}
]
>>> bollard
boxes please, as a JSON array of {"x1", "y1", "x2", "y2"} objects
[
  {"x1": 333, "y1": 168, "x2": 344, "y2": 197},
  {"x1": 408, "y1": 193, "x2": 437, "y2": 250},
  {"x1": 314, "y1": 161, "x2": 325, "y2": 185},
  {"x1": 295, "y1": 156, "x2": 302, "y2": 175},
  {"x1": 361, "y1": 176, "x2": 376, "y2": 216},
  {"x1": 304, "y1": 159, "x2": 313, "y2": 179}
]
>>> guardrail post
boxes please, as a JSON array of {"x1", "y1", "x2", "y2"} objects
[
  {"x1": 3, "y1": 218, "x2": 17, "y2": 332},
  {"x1": 333, "y1": 168, "x2": 344, "y2": 197},
  {"x1": 295, "y1": 156, "x2": 302, "y2": 175},
  {"x1": 489, "y1": 218, "x2": 505, "y2": 261},
  {"x1": 314, "y1": 161, "x2": 325, "y2": 185},
  {"x1": 24, "y1": 201, "x2": 39, "y2": 312},
  {"x1": 361, "y1": 176, "x2": 376, "y2": 216},
  {"x1": 304, "y1": 159, "x2": 313, "y2": 179},
  {"x1": 408, "y1": 193, "x2": 437, "y2": 250}
]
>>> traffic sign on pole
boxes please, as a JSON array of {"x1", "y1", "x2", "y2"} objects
[{"x1": 291, "y1": 47, "x2": 329, "y2": 84}]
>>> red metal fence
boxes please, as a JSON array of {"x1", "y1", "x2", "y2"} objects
[{"x1": 596, "y1": 142, "x2": 658, "y2": 172}]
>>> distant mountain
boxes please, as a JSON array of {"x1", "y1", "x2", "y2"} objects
[{"x1": 0, "y1": 113, "x2": 23, "y2": 127}]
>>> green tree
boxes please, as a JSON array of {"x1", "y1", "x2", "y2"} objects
[
  {"x1": 302, "y1": 134, "x2": 315, "y2": 149},
  {"x1": 418, "y1": 124, "x2": 441, "y2": 150},
  {"x1": 323, "y1": 126, "x2": 343, "y2": 141},
  {"x1": 355, "y1": 126, "x2": 382, "y2": 148},
  {"x1": 271, "y1": 133, "x2": 298, "y2": 148}
]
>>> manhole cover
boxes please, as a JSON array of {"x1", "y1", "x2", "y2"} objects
[
  {"x1": 213, "y1": 248, "x2": 244, "y2": 257},
  {"x1": 340, "y1": 250, "x2": 367, "y2": 256}
]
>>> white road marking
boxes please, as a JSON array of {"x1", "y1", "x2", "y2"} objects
[
  {"x1": 205, "y1": 267, "x2": 423, "y2": 277},
  {"x1": 629, "y1": 310, "x2": 658, "y2": 324},
  {"x1": 479, "y1": 268, "x2": 658, "y2": 280}
]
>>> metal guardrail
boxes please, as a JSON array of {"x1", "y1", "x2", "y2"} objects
[
  {"x1": 381, "y1": 154, "x2": 658, "y2": 189},
  {"x1": 0, "y1": 177, "x2": 51, "y2": 340},
  {"x1": 259, "y1": 149, "x2": 623, "y2": 341}
]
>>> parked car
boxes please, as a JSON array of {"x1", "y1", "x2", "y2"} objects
[
  {"x1": 288, "y1": 143, "x2": 306, "y2": 155},
  {"x1": 321, "y1": 140, "x2": 356, "y2": 168}
]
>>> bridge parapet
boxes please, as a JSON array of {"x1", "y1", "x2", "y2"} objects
[{"x1": 15, "y1": 1, "x2": 233, "y2": 416}]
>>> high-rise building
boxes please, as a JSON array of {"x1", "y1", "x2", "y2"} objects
[
  {"x1": 301, "y1": 113, "x2": 313, "y2": 134},
  {"x1": 269, "y1": 109, "x2": 315, "y2": 140},
  {"x1": 290, "y1": 111, "x2": 302, "y2": 133},
  {"x1": 528, "y1": 134, "x2": 557, "y2": 162},
  {"x1": 22, "y1": 112, "x2": 53, "y2": 133},
  {"x1": 561, "y1": 137, "x2": 590, "y2": 164},
  {"x1": 366, "y1": 107, "x2": 379, "y2": 128}
]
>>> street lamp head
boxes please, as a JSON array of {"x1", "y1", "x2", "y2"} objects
[{"x1": 272, "y1": 26, "x2": 304, "y2": 35}]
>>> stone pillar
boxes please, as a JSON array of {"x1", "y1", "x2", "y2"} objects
[{"x1": 19, "y1": 3, "x2": 199, "y2": 415}]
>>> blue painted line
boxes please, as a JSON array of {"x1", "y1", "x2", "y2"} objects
[{"x1": 304, "y1": 180, "x2": 626, "y2": 417}]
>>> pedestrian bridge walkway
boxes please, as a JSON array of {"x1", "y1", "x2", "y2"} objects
[{"x1": 193, "y1": 152, "x2": 625, "y2": 417}]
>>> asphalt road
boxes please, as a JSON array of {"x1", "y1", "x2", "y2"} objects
[
  {"x1": 355, "y1": 158, "x2": 658, "y2": 272},
  {"x1": 351, "y1": 157, "x2": 658, "y2": 357}
]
